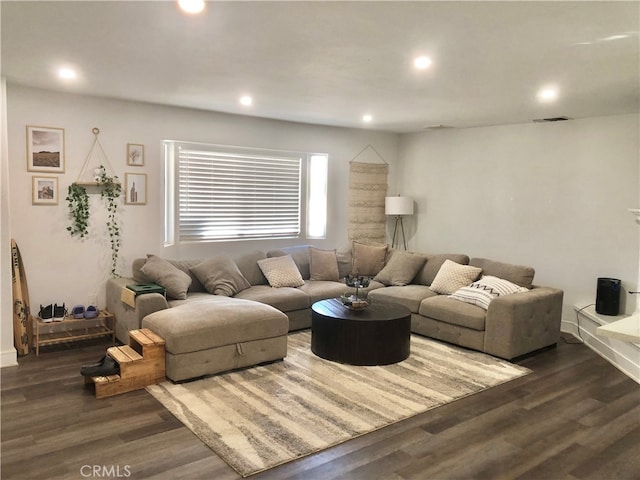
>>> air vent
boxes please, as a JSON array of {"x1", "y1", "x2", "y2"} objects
[
  {"x1": 424, "y1": 124, "x2": 454, "y2": 130},
  {"x1": 533, "y1": 116, "x2": 571, "y2": 123}
]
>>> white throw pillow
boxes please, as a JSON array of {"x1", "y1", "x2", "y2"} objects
[
  {"x1": 257, "y1": 254, "x2": 305, "y2": 288},
  {"x1": 429, "y1": 259, "x2": 482, "y2": 295},
  {"x1": 449, "y1": 275, "x2": 529, "y2": 310}
]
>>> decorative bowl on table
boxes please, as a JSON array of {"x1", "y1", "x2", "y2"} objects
[
  {"x1": 341, "y1": 293, "x2": 369, "y2": 311},
  {"x1": 343, "y1": 274, "x2": 371, "y2": 309}
]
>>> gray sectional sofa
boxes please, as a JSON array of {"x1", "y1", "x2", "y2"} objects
[{"x1": 106, "y1": 243, "x2": 563, "y2": 381}]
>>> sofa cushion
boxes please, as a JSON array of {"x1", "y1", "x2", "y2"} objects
[
  {"x1": 190, "y1": 256, "x2": 251, "y2": 297},
  {"x1": 258, "y1": 254, "x2": 305, "y2": 288},
  {"x1": 469, "y1": 258, "x2": 535, "y2": 289},
  {"x1": 429, "y1": 260, "x2": 482, "y2": 295},
  {"x1": 352, "y1": 241, "x2": 388, "y2": 276},
  {"x1": 368, "y1": 285, "x2": 437, "y2": 313},
  {"x1": 415, "y1": 253, "x2": 470, "y2": 286},
  {"x1": 309, "y1": 247, "x2": 340, "y2": 281},
  {"x1": 140, "y1": 255, "x2": 192, "y2": 300},
  {"x1": 299, "y1": 280, "x2": 349, "y2": 304},
  {"x1": 234, "y1": 285, "x2": 310, "y2": 312},
  {"x1": 267, "y1": 245, "x2": 312, "y2": 280},
  {"x1": 233, "y1": 250, "x2": 268, "y2": 286},
  {"x1": 374, "y1": 250, "x2": 427, "y2": 286},
  {"x1": 419, "y1": 296, "x2": 486, "y2": 331},
  {"x1": 134, "y1": 258, "x2": 206, "y2": 293},
  {"x1": 142, "y1": 297, "x2": 289, "y2": 355},
  {"x1": 336, "y1": 249, "x2": 353, "y2": 279},
  {"x1": 449, "y1": 275, "x2": 529, "y2": 310}
]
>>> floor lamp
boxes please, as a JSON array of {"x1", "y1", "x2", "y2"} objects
[{"x1": 385, "y1": 196, "x2": 414, "y2": 250}]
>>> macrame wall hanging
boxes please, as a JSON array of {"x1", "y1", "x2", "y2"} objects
[
  {"x1": 348, "y1": 144, "x2": 389, "y2": 244},
  {"x1": 75, "y1": 127, "x2": 118, "y2": 184}
]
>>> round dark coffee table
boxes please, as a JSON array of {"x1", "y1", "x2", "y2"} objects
[{"x1": 311, "y1": 298, "x2": 411, "y2": 366}]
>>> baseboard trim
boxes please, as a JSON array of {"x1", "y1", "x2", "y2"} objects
[
  {"x1": 0, "y1": 348, "x2": 18, "y2": 368},
  {"x1": 562, "y1": 316, "x2": 640, "y2": 384}
]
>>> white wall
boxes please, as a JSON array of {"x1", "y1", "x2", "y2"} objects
[
  {"x1": 1, "y1": 79, "x2": 18, "y2": 365},
  {"x1": 398, "y1": 114, "x2": 640, "y2": 320},
  {"x1": 3, "y1": 85, "x2": 398, "y2": 365}
]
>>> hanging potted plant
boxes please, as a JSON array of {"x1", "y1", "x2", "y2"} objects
[
  {"x1": 66, "y1": 165, "x2": 122, "y2": 276},
  {"x1": 66, "y1": 183, "x2": 90, "y2": 238}
]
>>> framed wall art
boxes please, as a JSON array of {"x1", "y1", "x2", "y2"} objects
[
  {"x1": 127, "y1": 143, "x2": 145, "y2": 166},
  {"x1": 125, "y1": 172, "x2": 147, "y2": 205},
  {"x1": 32, "y1": 176, "x2": 58, "y2": 205},
  {"x1": 26, "y1": 126, "x2": 65, "y2": 173}
]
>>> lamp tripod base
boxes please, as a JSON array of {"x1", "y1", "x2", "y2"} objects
[{"x1": 391, "y1": 216, "x2": 407, "y2": 250}]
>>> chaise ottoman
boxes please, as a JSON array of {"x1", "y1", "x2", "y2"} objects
[{"x1": 141, "y1": 297, "x2": 289, "y2": 382}]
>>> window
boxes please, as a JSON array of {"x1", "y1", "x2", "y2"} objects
[{"x1": 164, "y1": 141, "x2": 327, "y2": 244}]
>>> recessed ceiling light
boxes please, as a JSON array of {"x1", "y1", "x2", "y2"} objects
[
  {"x1": 537, "y1": 87, "x2": 559, "y2": 103},
  {"x1": 57, "y1": 67, "x2": 77, "y2": 80},
  {"x1": 413, "y1": 56, "x2": 432, "y2": 70},
  {"x1": 178, "y1": 0, "x2": 205, "y2": 14},
  {"x1": 362, "y1": 114, "x2": 373, "y2": 123},
  {"x1": 240, "y1": 95, "x2": 253, "y2": 106}
]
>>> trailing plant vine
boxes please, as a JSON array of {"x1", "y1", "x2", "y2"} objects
[
  {"x1": 66, "y1": 165, "x2": 122, "y2": 277},
  {"x1": 66, "y1": 183, "x2": 90, "y2": 237},
  {"x1": 96, "y1": 166, "x2": 122, "y2": 277}
]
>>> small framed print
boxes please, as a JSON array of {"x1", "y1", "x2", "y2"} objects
[
  {"x1": 127, "y1": 143, "x2": 144, "y2": 166},
  {"x1": 125, "y1": 173, "x2": 147, "y2": 205},
  {"x1": 27, "y1": 126, "x2": 65, "y2": 173},
  {"x1": 32, "y1": 176, "x2": 58, "y2": 205}
]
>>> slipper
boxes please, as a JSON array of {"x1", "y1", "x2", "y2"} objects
[
  {"x1": 84, "y1": 305, "x2": 98, "y2": 319},
  {"x1": 72, "y1": 305, "x2": 85, "y2": 319}
]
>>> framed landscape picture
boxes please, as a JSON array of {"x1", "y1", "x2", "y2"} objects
[
  {"x1": 127, "y1": 143, "x2": 144, "y2": 166},
  {"x1": 26, "y1": 126, "x2": 65, "y2": 173},
  {"x1": 32, "y1": 176, "x2": 58, "y2": 205},
  {"x1": 125, "y1": 172, "x2": 147, "y2": 205}
]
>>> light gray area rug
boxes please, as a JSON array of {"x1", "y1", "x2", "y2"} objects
[{"x1": 147, "y1": 331, "x2": 531, "y2": 477}]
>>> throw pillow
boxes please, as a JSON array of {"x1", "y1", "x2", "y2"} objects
[
  {"x1": 374, "y1": 251, "x2": 427, "y2": 286},
  {"x1": 449, "y1": 275, "x2": 529, "y2": 310},
  {"x1": 140, "y1": 254, "x2": 192, "y2": 300},
  {"x1": 257, "y1": 254, "x2": 305, "y2": 288},
  {"x1": 190, "y1": 256, "x2": 251, "y2": 297},
  {"x1": 352, "y1": 241, "x2": 388, "y2": 277},
  {"x1": 309, "y1": 247, "x2": 340, "y2": 281},
  {"x1": 429, "y1": 259, "x2": 482, "y2": 295}
]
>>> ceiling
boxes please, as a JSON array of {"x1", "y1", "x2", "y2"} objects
[{"x1": 2, "y1": 1, "x2": 639, "y2": 133}]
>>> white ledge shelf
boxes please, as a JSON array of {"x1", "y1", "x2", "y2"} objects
[
  {"x1": 575, "y1": 304, "x2": 640, "y2": 343},
  {"x1": 596, "y1": 313, "x2": 640, "y2": 343}
]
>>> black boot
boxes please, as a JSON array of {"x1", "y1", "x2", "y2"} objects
[{"x1": 81, "y1": 356, "x2": 119, "y2": 377}]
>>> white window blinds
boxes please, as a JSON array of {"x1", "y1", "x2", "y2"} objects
[{"x1": 176, "y1": 144, "x2": 302, "y2": 242}]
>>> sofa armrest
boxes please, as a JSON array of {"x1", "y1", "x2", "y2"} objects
[
  {"x1": 106, "y1": 277, "x2": 169, "y2": 343},
  {"x1": 483, "y1": 286, "x2": 564, "y2": 359}
]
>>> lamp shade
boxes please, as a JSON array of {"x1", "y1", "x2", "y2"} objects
[{"x1": 385, "y1": 196, "x2": 414, "y2": 216}]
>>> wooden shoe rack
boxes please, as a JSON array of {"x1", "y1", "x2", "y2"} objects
[{"x1": 85, "y1": 328, "x2": 165, "y2": 399}]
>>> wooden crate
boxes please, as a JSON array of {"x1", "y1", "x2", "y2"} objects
[{"x1": 85, "y1": 328, "x2": 165, "y2": 399}]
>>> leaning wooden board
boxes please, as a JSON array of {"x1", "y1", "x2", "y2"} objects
[{"x1": 11, "y1": 239, "x2": 32, "y2": 355}]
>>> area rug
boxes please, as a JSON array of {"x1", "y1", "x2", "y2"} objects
[{"x1": 147, "y1": 331, "x2": 530, "y2": 477}]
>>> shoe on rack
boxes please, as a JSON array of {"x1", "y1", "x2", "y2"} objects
[
  {"x1": 71, "y1": 305, "x2": 85, "y2": 319},
  {"x1": 53, "y1": 303, "x2": 66, "y2": 322},
  {"x1": 80, "y1": 355, "x2": 119, "y2": 377},
  {"x1": 39, "y1": 304, "x2": 53, "y2": 323},
  {"x1": 84, "y1": 305, "x2": 98, "y2": 319}
]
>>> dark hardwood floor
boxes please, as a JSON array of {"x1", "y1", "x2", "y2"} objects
[{"x1": 2, "y1": 334, "x2": 638, "y2": 480}]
